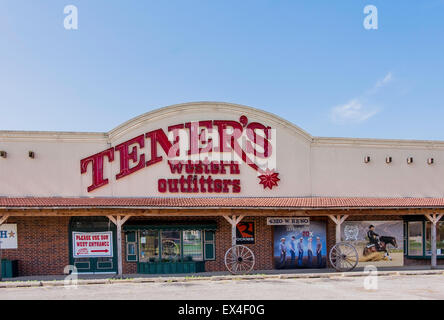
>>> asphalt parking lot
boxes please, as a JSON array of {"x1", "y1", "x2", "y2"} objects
[{"x1": 0, "y1": 274, "x2": 443, "y2": 300}]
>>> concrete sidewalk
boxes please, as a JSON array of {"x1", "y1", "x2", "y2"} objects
[{"x1": 1, "y1": 265, "x2": 443, "y2": 288}]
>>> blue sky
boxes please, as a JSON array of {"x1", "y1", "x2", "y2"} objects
[{"x1": 1, "y1": 0, "x2": 443, "y2": 140}]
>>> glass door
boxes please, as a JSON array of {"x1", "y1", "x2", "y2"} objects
[{"x1": 69, "y1": 217, "x2": 117, "y2": 274}]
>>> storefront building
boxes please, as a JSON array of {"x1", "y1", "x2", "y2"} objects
[{"x1": 1, "y1": 102, "x2": 443, "y2": 276}]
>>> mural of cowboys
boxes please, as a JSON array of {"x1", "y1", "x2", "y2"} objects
[
  {"x1": 297, "y1": 237, "x2": 304, "y2": 266},
  {"x1": 279, "y1": 238, "x2": 287, "y2": 267},
  {"x1": 289, "y1": 236, "x2": 297, "y2": 266},
  {"x1": 316, "y1": 237, "x2": 323, "y2": 267},
  {"x1": 307, "y1": 237, "x2": 313, "y2": 267}
]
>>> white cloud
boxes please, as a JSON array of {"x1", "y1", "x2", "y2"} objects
[
  {"x1": 372, "y1": 72, "x2": 393, "y2": 92},
  {"x1": 330, "y1": 72, "x2": 393, "y2": 124},
  {"x1": 331, "y1": 99, "x2": 379, "y2": 124}
]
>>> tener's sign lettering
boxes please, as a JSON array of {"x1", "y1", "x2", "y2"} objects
[
  {"x1": 158, "y1": 160, "x2": 241, "y2": 193},
  {"x1": 266, "y1": 217, "x2": 310, "y2": 226},
  {"x1": 72, "y1": 232, "x2": 113, "y2": 258},
  {"x1": 80, "y1": 116, "x2": 279, "y2": 193}
]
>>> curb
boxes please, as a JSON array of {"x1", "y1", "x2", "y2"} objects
[{"x1": 0, "y1": 269, "x2": 443, "y2": 289}]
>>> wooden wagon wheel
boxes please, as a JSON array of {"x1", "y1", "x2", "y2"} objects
[
  {"x1": 329, "y1": 242, "x2": 359, "y2": 272},
  {"x1": 162, "y1": 239, "x2": 179, "y2": 260},
  {"x1": 224, "y1": 245, "x2": 255, "y2": 274}
]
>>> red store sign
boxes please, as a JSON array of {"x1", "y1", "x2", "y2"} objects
[
  {"x1": 72, "y1": 232, "x2": 113, "y2": 258},
  {"x1": 80, "y1": 116, "x2": 280, "y2": 193}
]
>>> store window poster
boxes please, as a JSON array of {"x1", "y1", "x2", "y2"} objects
[{"x1": 273, "y1": 221, "x2": 327, "y2": 269}]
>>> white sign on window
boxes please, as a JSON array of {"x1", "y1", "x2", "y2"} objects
[
  {"x1": 0, "y1": 224, "x2": 17, "y2": 249},
  {"x1": 72, "y1": 231, "x2": 113, "y2": 258},
  {"x1": 266, "y1": 217, "x2": 310, "y2": 226}
]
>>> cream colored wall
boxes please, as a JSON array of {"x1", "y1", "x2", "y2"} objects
[
  {"x1": 311, "y1": 138, "x2": 444, "y2": 197},
  {"x1": 1, "y1": 102, "x2": 443, "y2": 198},
  {"x1": 0, "y1": 103, "x2": 312, "y2": 197},
  {"x1": 0, "y1": 133, "x2": 108, "y2": 197}
]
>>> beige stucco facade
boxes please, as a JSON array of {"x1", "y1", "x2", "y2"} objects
[{"x1": 1, "y1": 102, "x2": 443, "y2": 198}]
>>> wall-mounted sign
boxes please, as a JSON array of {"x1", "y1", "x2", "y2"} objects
[
  {"x1": 81, "y1": 116, "x2": 279, "y2": 193},
  {"x1": 72, "y1": 231, "x2": 113, "y2": 258},
  {"x1": 267, "y1": 217, "x2": 310, "y2": 226},
  {"x1": 0, "y1": 224, "x2": 17, "y2": 249},
  {"x1": 236, "y1": 221, "x2": 255, "y2": 244}
]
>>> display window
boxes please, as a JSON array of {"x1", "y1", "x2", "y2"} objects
[
  {"x1": 139, "y1": 230, "x2": 160, "y2": 262},
  {"x1": 405, "y1": 220, "x2": 444, "y2": 257},
  {"x1": 183, "y1": 230, "x2": 204, "y2": 261},
  {"x1": 128, "y1": 228, "x2": 214, "y2": 262},
  {"x1": 426, "y1": 222, "x2": 444, "y2": 256},
  {"x1": 407, "y1": 221, "x2": 423, "y2": 256}
]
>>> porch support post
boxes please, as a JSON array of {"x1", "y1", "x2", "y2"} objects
[
  {"x1": 425, "y1": 213, "x2": 443, "y2": 269},
  {"x1": 107, "y1": 215, "x2": 132, "y2": 277},
  {"x1": 328, "y1": 214, "x2": 349, "y2": 244},
  {"x1": 223, "y1": 215, "x2": 244, "y2": 247},
  {"x1": 0, "y1": 215, "x2": 9, "y2": 281}
]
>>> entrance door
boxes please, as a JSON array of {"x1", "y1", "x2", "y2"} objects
[{"x1": 69, "y1": 217, "x2": 117, "y2": 274}]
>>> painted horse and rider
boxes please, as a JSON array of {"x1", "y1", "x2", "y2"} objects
[{"x1": 365, "y1": 225, "x2": 398, "y2": 260}]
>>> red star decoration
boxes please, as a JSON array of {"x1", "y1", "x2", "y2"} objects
[
  {"x1": 258, "y1": 169, "x2": 280, "y2": 190},
  {"x1": 8, "y1": 231, "x2": 15, "y2": 238}
]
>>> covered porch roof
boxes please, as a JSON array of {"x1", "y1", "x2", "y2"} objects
[{"x1": 1, "y1": 197, "x2": 444, "y2": 212}]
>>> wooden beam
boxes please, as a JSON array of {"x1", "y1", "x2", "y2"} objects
[
  {"x1": 328, "y1": 215, "x2": 339, "y2": 225},
  {"x1": 235, "y1": 215, "x2": 245, "y2": 225},
  {"x1": 116, "y1": 216, "x2": 123, "y2": 277},
  {"x1": 107, "y1": 215, "x2": 117, "y2": 226},
  {"x1": 2, "y1": 207, "x2": 444, "y2": 218},
  {"x1": 223, "y1": 215, "x2": 234, "y2": 225},
  {"x1": 431, "y1": 219, "x2": 437, "y2": 269},
  {"x1": 426, "y1": 213, "x2": 444, "y2": 224},
  {"x1": 120, "y1": 215, "x2": 131, "y2": 225},
  {"x1": 425, "y1": 213, "x2": 433, "y2": 223},
  {"x1": 339, "y1": 215, "x2": 349, "y2": 224},
  {"x1": 231, "y1": 216, "x2": 237, "y2": 247},
  {"x1": 328, "y1": 214, "x2": 348, "y2": 244},
  {"x1": 223, "y1": 215, "x2": 244, "y2": 247},
  {"x1": 425, "y1": 213, "x2": 443, "y2": 269},
  {"x1": 106, "y1": 215, "x2": 132, "y2": 277},
  {"x1": 0, "y1": 215, "x2": 9, "y2": 225},
  {"x1": 0, "y1": 216, "x2": 5, "y2": 281}
]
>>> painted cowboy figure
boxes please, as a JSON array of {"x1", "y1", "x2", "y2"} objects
[
  {"x1": 367, "y1": 225, "x2": 381, "y2": 250},
  {"x1": 279, "y1": 238, "x2": 287, "y2": 267}
]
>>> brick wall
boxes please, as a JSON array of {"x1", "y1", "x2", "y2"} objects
[
  {"x1": 121, "y1": 216, "x2": 275, "y2": 273},
  {"x1": 123, "y1": 216, "x2": 327, "y2": 273},
  {"x1": 2, "y1": 216, "x2": 70, "y2": 276},
  {"x1": 1, "y1": 212, "x2": 442, "y2": 277},
  {"x1": 205, "y1": 216, "x2": 274, "y2": 272}
]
